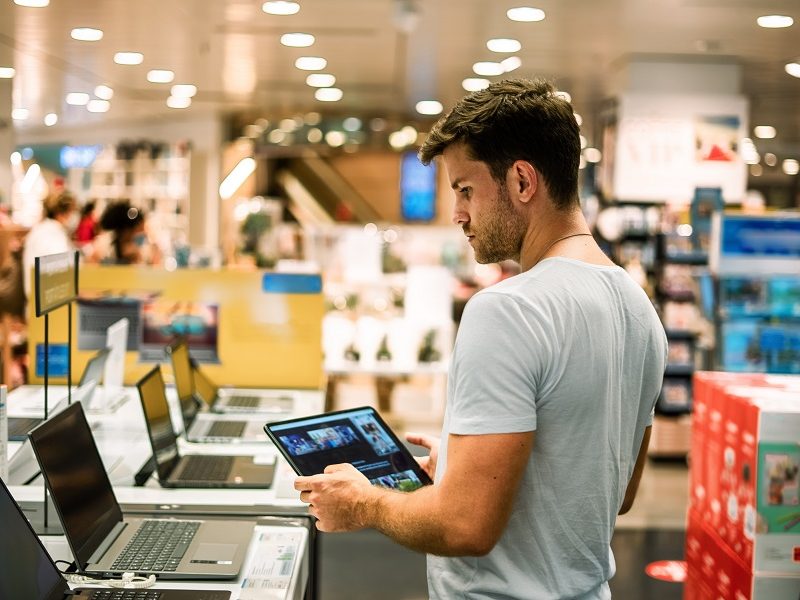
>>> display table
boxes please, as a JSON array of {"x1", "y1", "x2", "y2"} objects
[{"x1": 5, "y1": 383, "x2": 324, "y2": 599}]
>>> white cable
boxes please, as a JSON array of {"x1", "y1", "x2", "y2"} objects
[{"x1": 65, "y1": 572, "x2": 157, "y2": 589}]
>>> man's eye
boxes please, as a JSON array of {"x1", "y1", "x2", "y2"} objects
[{"x1": 460, "y1": 187, "x2": 471, "y2": 197}]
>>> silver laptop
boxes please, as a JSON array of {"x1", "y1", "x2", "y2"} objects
[
  {"x1": 7, "y1": 348, "x2": 108, "y2": 440},
  {"x1": 28, "y1": 401, "x2": 255, "y2": 579},
  {"x1": 170, "y1": 338, "x2": 270, "y2": 443},
  {"x1": 0, "y1": 477, "x2": 231, "y2": 599},
  {"x1": 137, "y1": 366, "x2": 275, "y2": 489},
  {"x1": 167, "y1": 340, "x2": 295, "y2": 415}
]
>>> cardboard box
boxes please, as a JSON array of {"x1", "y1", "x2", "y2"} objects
[{"x1": 690, "y1": 373, "x2": 800, "y2": 574}]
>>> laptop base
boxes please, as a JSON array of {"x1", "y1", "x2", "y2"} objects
[{"x1": 19, "y1": 499, "x2": 65, "y2": 536}]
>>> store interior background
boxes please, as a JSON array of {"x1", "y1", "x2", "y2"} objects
[{"x1": 0, "y1": 1, "x2": 799, "y2": 598}]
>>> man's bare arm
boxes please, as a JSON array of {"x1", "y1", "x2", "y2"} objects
[
  {"x1": 297, "y1": 430, "x2": 534, "y2": 556},
  {"x1": 619, "y1": 426, "x2": 651, "y2": 515}
]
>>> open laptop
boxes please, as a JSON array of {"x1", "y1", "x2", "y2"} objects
[
  {"x1": 169, "y1": 338, "x2": 271, "y2": 444},
  {"x1": 94, "y1": 316, "x2": 129, "y2": 409},
  {"x1": 28, "y1": 401, "x2": 256, "y2": 579},
  {"x1": 167, "y1": 339, "x2": 295, "y2": 415},
  {"x1": 8, "y1": 348, "x2": 109, "y2": 441},
  {"x1": 137, "y1": 366, "x2": 275, "y2": 488},
  {"x1": 0, "y1": 478, "x2": 231, "y2": 599}
]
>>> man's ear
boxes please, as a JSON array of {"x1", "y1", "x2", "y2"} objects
[{"x1": 509, "y1": 160, "x2": 538, "y2": 205}]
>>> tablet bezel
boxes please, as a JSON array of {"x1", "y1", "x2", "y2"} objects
[{"x1": 264, "y1": 405, "x2": 433, "y2": 489}]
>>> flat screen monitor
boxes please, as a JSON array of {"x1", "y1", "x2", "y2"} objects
[{"x1": 400, "y1": 151, "x2": 436, "y2": 222}]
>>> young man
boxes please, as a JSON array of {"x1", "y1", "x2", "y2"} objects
[{"x1": 295, "y1": 78, "x2": 667, "y2": 599}]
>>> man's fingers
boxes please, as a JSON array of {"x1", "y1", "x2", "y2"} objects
[
  {"x1": 406, "y1": 431, "x2": 436, "y2": 449},
  {"x1": 324, "y1": 463, "x2": 351, "y2": 474}
]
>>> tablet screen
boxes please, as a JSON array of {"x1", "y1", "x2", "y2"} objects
[{"x1": 265, "y1": 406, "x2": 432, "y2": 492}]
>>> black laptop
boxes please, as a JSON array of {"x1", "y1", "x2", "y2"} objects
[
  {"x1": 0, "y1": 477, "x2": 231, "y2": 599},
  {"x1": 8, "y1": 347, "x2": 109, "y2": 441},
  {"x1": 167, "y1": 340, "x2": 294, "y2": 414},
  {"x1": 137, "y1": 366, "x2": 275, "y2": 489},
  {"x1": 168, "y1": 340, "x2": 267, "y2": 443},
  {"x1": 28, "y1": 401, "x2": 256, "y2": 579}
]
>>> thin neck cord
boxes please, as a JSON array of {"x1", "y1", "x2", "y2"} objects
[{"x1": 533, "y1": 232, "x2": 593, "y2": 265}]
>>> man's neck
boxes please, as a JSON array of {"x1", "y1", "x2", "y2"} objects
[{"x1": 518, "y1": 206, "x2": 591, "y2": 272}]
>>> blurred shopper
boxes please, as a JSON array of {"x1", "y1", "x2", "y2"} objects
[
  {"x1": 295, "y1": 78, "x2": 668, "y2": 599},
  {"x1": 22, "y1": 191, "x2": 78, "y2": 301},
  {"x1": 98, "y1": 201, "x2": 159, "y2": 265},
  {"x1": 75, "y1": 201, "x2": 99, "y2": 247}
]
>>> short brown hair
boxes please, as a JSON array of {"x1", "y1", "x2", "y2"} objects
[
  {"x1": 43, "y1": 191, "x2": 76, "y2": 219},
  {"x1": 419, "y1": 78, "x2": 581, "y2": 209}
]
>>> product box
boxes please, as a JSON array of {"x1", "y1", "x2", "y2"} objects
[
  {"x1": 685, "y1": 510, "x2": 800, "y2": 599},
  {"x1": 689, "y1": 373, "x2": 800, "y2": 574}
]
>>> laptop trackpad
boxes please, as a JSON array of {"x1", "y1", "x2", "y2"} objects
[{"x1": 190, "y1": 543, "x2": 237, "y2": 563}]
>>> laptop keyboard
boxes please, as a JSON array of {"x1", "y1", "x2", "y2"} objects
[
  {"x1": 89, "y1": 591, "x2": 163, "y2": 599},
  {"x1": 110, "y1": 519, "x2": 201, "y2": 572},
  {"x1": 178, "y1": 455, "x2": 234, "y2": 481},
  {"x1": 225, "y1": 395, "x2": 261, "y2": 408},
  {"x1": 206, "y1": 420, "x2": 247, "y2": 438},
  {"x1": 9, "y1": 417, "x2": 43, "y2": 437}
]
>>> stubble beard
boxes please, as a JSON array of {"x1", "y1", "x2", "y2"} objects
[{"x1": 470, "y1": 184, "x2": 526, "y2": 264}]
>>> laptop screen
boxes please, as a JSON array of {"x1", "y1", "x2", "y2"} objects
[
  {"x1": 104, "y1": 317, "x2": 129, "y2": 390},
  {"x1": 137, "y1": 366, "x2": 181, "y2": 481},
  {"x1": 169, "y1": 340, "x2": 199, "y2": 426},
  {"x1": 0, "y1": 478, "x2": 68, "y2": 600},
  {"x1": 79, "y1": 347, "x2": 110, "y2": 388},
  {"x1": 27, "y1": 402, "x2": 123, "y2": 571}
]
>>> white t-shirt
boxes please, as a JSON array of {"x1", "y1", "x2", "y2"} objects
[
  {"x1": 427, "y1": 257, "x2": 667, "y2": 600},
  {"x1": 22, "y1": 218, "x2": 72, "y2": 301}
]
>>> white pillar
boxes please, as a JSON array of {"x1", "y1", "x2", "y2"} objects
[{"x1": 0, "y1": 6, "x2": 14, "y2": 207}]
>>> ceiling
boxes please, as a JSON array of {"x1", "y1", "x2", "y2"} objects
[{"x1": 1, "y1": 0, "x2": 799, "y2": 166}]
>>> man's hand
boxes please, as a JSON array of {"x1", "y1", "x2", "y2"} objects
[
  {"x1": 405, "y1": 432, "x2": 440, "y2": 481},
  {"x1": 294, "y1": 464, "x2": 378, "y2": 532}
]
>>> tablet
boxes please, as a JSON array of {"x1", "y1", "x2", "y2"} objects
[{"x1": 264, "y1": 406, "x2": 433, "y2": 492}]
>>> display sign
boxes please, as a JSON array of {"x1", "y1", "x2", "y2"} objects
[
  {"x1": 59, "y1": 145, "x2": 102, "y2": 170},
  {"x1": 34, "y1": 251, "x2": 79, "y2": 317},
  {"x1": 35, "y1": 343, "x2": 69, "y2": 378},
  {"x1": 710, "y1": 213, "x2": 800, "y2": 275}
]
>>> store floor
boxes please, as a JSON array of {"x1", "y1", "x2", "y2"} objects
[{"x1": 323, "y1": 381, "x2": 690, "y2": 599}]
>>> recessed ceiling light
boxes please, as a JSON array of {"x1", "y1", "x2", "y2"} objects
[
  {"x1": 764, "y1": 152, "x2": 777, "y2": 167},
  {"x1": 416, "y1": 100, "x2": 443, "y2": 115},
  {"x1": 325, "y1": 131, "x2": 346, "y2": 147},
  {"x1": 306, "y1": 73, "x2": 335, "y2": 87},
  {"x1": 754, "y1": 125, "x2": 776, "y2": 139},
  {"x1": 14, "y1": 0, "x2": 49, "y2": 7},
  {"x1": 487, "y1": 38, "x2": 521, "y2": 53},
  {"x1": 295, "y1": 56, "x2": 327, "y2": 70},
  {"x1": 94, "y1": 85, "x2": 114, "y2": 100},
  {"x1": 315, "y1": 87, "x2": 343, "y2": 102},
  {"x1": 171, "y1": 84, "x2": 197, "y2": 98},
  {"x1": 262, "y1": 1, "x2": 300, "y2": 15},
  {"x1": 343, "y1": 117, "x2": 362, "y2": 131},
  {"x1": 785, "y1": 62, "x2": 800, "y2": 78},
  {"x1": 280, "y1": 33, "x2": 315, "y2": 47},
  {"x1": 44, "y1": 113, "x2": 58, "y2": 126},
  {"x1": 114, "y1": 52, "x2": 143, "y2": 65},
  {"x1": 87, "y1": 100, "x2": 110, "y2": 113},
  {"x1": 66, "y1": 92, "x2": 90, "y2": 106},
  {"x1": 555, "y1": 91, "x2": 571, "y2": 103},
  {"x1": 167, "y1": 96, "x2": 191, "y2": 109},
  {"x1": 0, "y1": 67, "x2": 15, "y2": 78},
  {"x1": 501, "y1": 56, "x2": 522, "y2": 72},
  {"x1": 783, "y1": 159, "x2": 800, "y2": 175},
  {"x1": 473, "y1": 62, "x2": 504, "y2": 76},
  {"x1": 11, "y1": 108, "x2": 29, "y2": 120},
  {"x1": 462, "y1": 78, "x2": 490, "y2": 91},
  {"x1": 584, "y1": 148, "x2": 602, "y2": 163},
  {"x1": 750, "y1": 164, "x2": 763, "y2": 177},
  {"x1": 71, "y1": 27, "x2": 103, "y2": 41},
  {"x1": 507, "y1": 6, "x2": 546, "y2": 22},
  {"x1": 756, "y1": 15, "x2": 793, "y2": 28},
  {"x1": 147, "y1": 69, "x2": 175, "y2": 83}
]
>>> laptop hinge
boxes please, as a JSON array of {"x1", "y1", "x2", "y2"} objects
[{"x1": 87, "y1": 521, "x2": 127, "y2": 564}]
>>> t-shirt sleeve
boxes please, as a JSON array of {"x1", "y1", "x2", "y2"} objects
[{"x1": 447, "y1": 291, "x2": 546, "y2": 435}]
